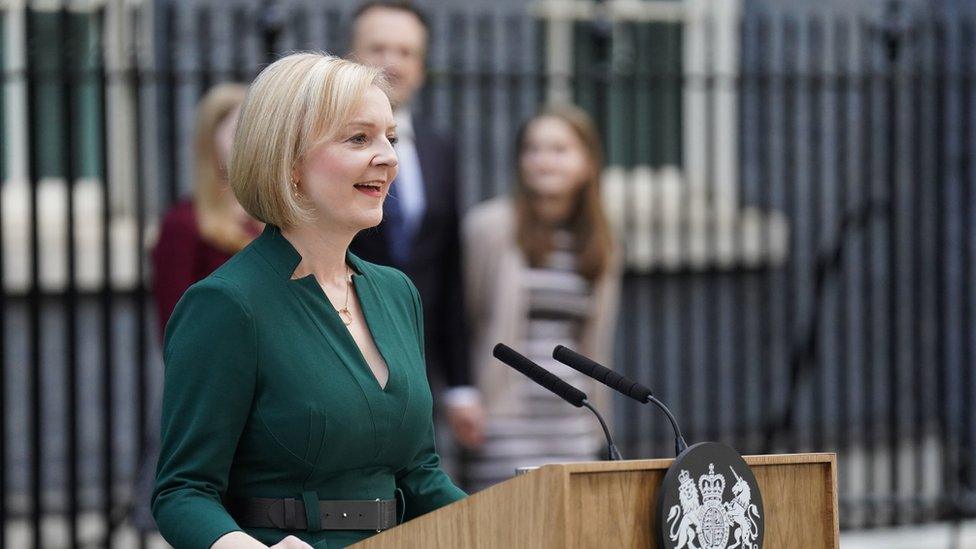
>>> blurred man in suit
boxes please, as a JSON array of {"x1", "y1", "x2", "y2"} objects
[{"x1": 349, "y1": 1, "x2": 485, "y2": 451}]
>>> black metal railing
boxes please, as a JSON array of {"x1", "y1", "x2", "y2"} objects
[{"x1": 2, "y1": 2, "x2": 976, "y2": 546}]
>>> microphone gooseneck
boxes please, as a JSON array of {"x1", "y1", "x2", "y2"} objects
[
  {"x1": 552, "y1": 345, "x2": 688, "y2": 456},
  {"x1": 581, "y1": 401, "x2": 623, "y2": 461},
  {"x1": 647, "y1": 395, "x2": 688, "y2": 456},
  {"x1": 493, "y1": 343, "x2": 622, "y2": 461}
]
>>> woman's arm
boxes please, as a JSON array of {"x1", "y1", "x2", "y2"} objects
[
  {"x1": 394, "y1": 420, "x2": 467, "y2": 520},
  {"x1": 394, "y1": 273, "x2": 467, "y2": 518},
  {"x1": 152, "y1": 277, "x2": 258, "y2": 549}
]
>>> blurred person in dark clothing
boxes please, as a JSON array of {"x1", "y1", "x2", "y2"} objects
[
  {"x1": 348, "y1": 1, "x2": 484, "y2": 450},
  {"x1": 152, "y1": 83, "x2": 263, "y2": 337},
  {"x1": 131, "y1": 82, "x2": 261, "y2": 530},
  {"x1": 463, "y1": 105, "x2": 621, "y2": 490}
]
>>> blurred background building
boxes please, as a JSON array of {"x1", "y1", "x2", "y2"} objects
[{"x1": 3, "y1": 0, "x2": 976, "y2": 546}]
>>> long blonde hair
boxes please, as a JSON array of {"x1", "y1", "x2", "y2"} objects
[
  {"x1": 193, "y1": 83, "x2": 252, "y2": 253},
  {"x1": 514, "y1": 104, "x2": 613, "y2": 281}
]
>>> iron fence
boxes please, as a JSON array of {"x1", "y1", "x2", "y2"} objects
[{"x1": 1, "y1": 1, "x2": 975, "y2": 546}]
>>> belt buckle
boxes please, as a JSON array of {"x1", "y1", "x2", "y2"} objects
[{"x1": 375, "y1": 498, "x2": 382, "y2": 532}]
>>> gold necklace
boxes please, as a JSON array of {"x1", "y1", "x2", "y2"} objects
[{"x1": 337, "y1": 265, "x2": 354, "y2": 326}]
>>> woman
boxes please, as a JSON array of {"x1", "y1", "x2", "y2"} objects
[
  {"x1": 152, "y1": 53, "x2": 465, "y2": 549},
  {"x1": 463, "y1": 104, "x2": 621, "y2": 491},
  {"x1": 152, "y1": 82, "x2": 262, "y2": 338}
]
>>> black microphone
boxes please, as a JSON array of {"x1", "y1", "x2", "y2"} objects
[
  {"x1": 493, "y1": 343, "x2": 622, "y2": 461},
  {"x1": 552, "y1": 345, "x2": 688, "y2": 456},
  {"x1": 553, "y1": 345, "x2": 653, "y2": 402}
]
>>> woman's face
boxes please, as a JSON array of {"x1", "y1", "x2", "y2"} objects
[
  {"x1": 519, "y1": 116, "x2": 592, "y2": 200},
  {"x1": 297, "y1": 85, "x2": 398, "y2": 233}
]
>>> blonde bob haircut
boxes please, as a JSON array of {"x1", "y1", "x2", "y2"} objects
[{"x1": 229, "y1": 52, "x2": 386, "y2": 228}]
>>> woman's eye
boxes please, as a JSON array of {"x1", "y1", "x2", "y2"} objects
[
  {"x1": 388, "y1": 135, "x2": 399, "y2": 146},
  {"x1": 348, "y1": 134, "x2": 368, "y2": 144}
]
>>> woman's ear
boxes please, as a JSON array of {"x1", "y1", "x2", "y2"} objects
[
  {"x1": 289, "y1": 164, "x2": 306, "y2": 202},
  {"x1": 290, "y1": 165, "x2": 302, "y2": 189}
]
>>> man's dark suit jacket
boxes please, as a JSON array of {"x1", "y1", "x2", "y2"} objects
[{"x1": 350, "y1": 118, "x2": 470, "y2": 390}]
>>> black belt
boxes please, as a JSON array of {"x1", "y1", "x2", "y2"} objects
[{"x1": 225, "y1": 496, "x2": 397, "y2": 532}]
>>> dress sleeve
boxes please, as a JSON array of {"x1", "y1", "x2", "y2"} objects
[
  {"x1": 395, "y1": 273, "x2": 467, "y2": 519},
  {"x1": 151, "y1": 276, "x2": 257, "y2": 549},
  {"x1": 395, "y1": 421, "x2": 467, "y2": 520}
]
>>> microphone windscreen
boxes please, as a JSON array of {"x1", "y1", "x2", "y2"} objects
[
  {"x1": 553, "y1": 345, "x2": 653, "y2": 402},
  {"x1": 493, "y1": 343, "x2": 586, "y2": 407}
]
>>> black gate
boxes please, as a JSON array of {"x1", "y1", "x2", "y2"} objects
[{"x1": 2, "y1": 1, "x2": 975, "y2": 546}]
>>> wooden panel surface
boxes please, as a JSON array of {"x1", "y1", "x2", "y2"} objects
[
  {"x1": 351, "y1": 453, "x2": 838, "y2": 549},
  {"x1": 563, "y1": 454, "x2": 838, "y2": 548},
  {"x1": 568, "y1": 468, "x2": 665, "y2": 547}
]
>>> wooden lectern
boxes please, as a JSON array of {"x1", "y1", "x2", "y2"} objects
[{"x1": 353, "y1": 453, "x2": 838, "y2": 548}]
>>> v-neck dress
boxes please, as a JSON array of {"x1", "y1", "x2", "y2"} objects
[{"x1": 152, "y1": 225, "x2": 466, "y2": 549}]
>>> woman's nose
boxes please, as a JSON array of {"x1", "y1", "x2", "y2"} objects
[{"x1": 374, "y1": 141, "x2": 398, "y2": 167}]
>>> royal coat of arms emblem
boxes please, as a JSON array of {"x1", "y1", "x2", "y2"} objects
[{"x1": 664, "y1": 463, "x2": 762, "y2": 549}]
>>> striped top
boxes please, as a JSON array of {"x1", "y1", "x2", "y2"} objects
[{"x1": 467, "y1": 230, "x2": 603, "y2": 490}]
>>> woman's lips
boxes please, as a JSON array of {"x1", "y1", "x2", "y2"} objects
[{"x1": 353, "y1": 183, "x2": 383, "y2": 198}]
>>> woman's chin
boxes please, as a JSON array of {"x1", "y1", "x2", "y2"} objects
[{"x1": 357, "y1": 210, "x2": 385, "y2": 230}]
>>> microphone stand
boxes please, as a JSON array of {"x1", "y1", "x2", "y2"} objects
[
  {"x1": 553, "y1": 345, "x2": 689, "y2": 457},
  {"x1": 494, "y1": 343, "x2": 622, "y2": 461},
  {"x1": 647, "y1": 395, "x2": 688, "y2": 456},
  {"x1": 582, "y1": 401, "x2": 622, "y2": 461}
]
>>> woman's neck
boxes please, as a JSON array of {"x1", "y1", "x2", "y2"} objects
[
  {"x1": 280, "y1": 223, "x2": 353, "y2": 286},
  {"x1": 531, "y1": 193, "x2": 578, "y2": 226}
]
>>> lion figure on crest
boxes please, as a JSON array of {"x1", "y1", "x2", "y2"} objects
[{"x1": 667, "y1": 469, "x2": 702, "y2": 549}]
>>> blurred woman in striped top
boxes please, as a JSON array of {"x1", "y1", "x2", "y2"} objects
[{"x1": 463, "y1": 104, "x2": 621, "y2": 491}]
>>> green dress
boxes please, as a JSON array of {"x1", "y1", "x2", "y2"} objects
[{"x1": 152, "y1": 225, "x2": 466, "y2": 549}]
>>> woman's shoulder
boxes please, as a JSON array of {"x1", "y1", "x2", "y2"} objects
[
  {"x1": 463, "y1": 196, "x2": 516, "y2": 251},
  {"x1": 464, "y1": 196, "x2": 518, "y2": 258},
  {"x1": 212, "y1": 243, "x2": 274, "y2": 289},
  {"x1": 180, "y1": 268, "x2": 250, "y2": 310},
  {"x1": 176, "y1": 239, "x2": 271, "y2": 309},
  {"x1": 464, "y1": 196, "x2": 514, "y2": 228},
  {"x1": 153, "y1": 200, "x2": 201, "y2": 255},
  {"x1": 158, "y1": 199, "x2": 198, "y2": 235},
  {"x1": 163, "y1": 270, "x2": 255, "y2": 348}
]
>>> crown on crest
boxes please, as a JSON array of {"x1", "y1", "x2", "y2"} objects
[
  {"x1": 677, "y1": 469, "x2": 697, "y2": 500},
  {"x1": 698, "y1": 463, "x2": 726, "y2": 503}
]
